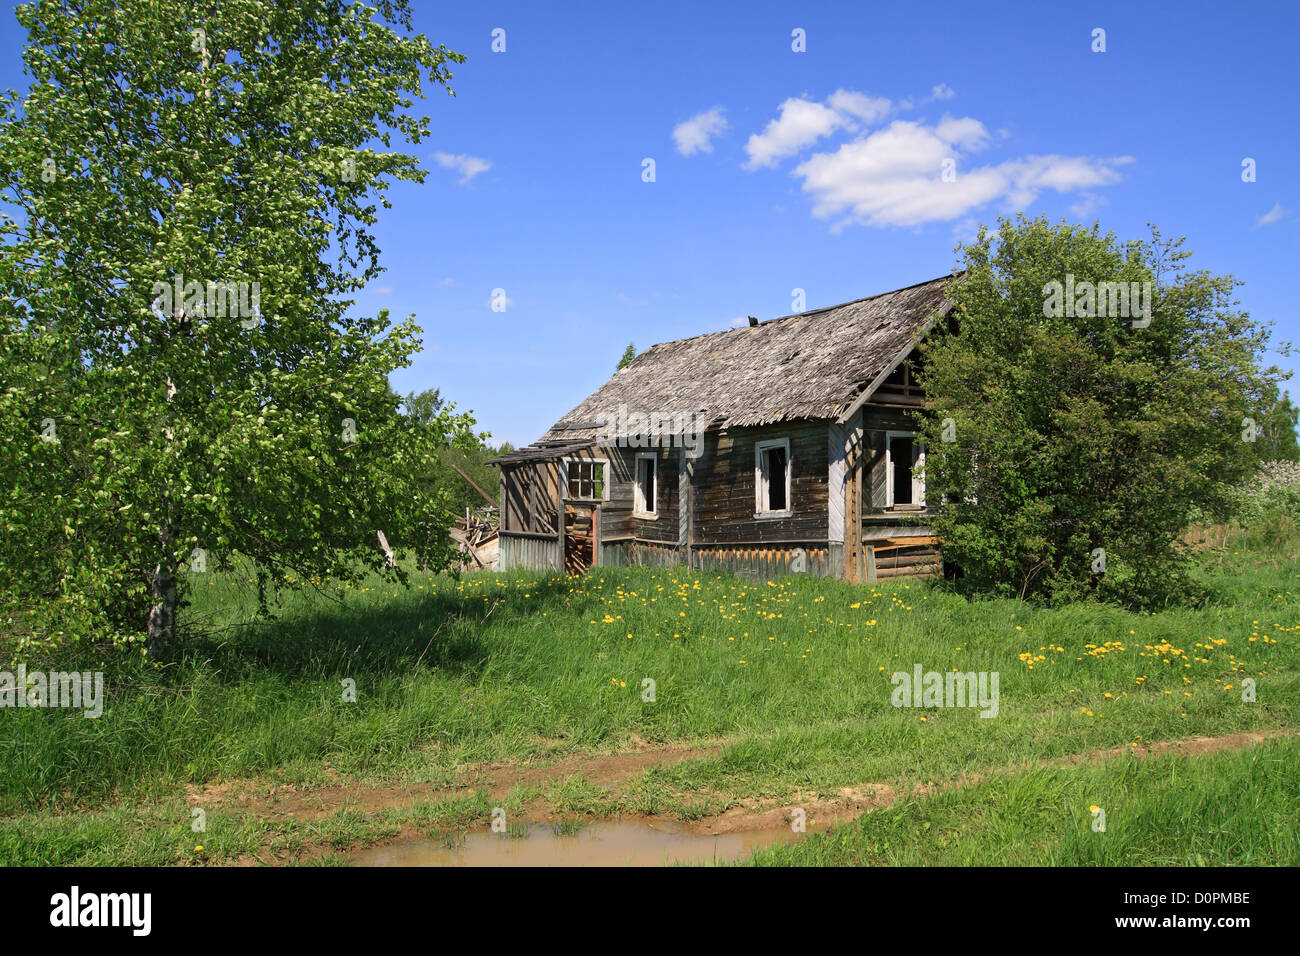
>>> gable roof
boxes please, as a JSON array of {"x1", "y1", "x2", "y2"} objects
[{"x1": 529, "y1": 272, "x2": 956, "y2": 449}]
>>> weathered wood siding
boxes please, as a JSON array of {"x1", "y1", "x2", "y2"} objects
[
  {"x1": 694, "y1": 545, "x2": 836, "y2": 578},
  {"x1": 596, "y1": 445, "x2": 636, "y2": 540},
  {"x1": 861, "y1": 403, "x2": 917, "y2": 514},
  {"x1": 610, "y1": 444, "x2": 680, "y2": 544},
  {"x1": 827, "y1": 421, "x2": 848, "y2": 543},
  {"x1": 498, "y1": 532, "x2": 562, "y2": 572},
  {"x1": 599, "y1": 539, "x2": 632, "y2": 567},
  {"x1": 500, "y1": 460, "x2": 561, "y2": 534},
  {"x1": 499, "y1": 414, "x2": 936, "y2": 580},
  {"x1": 692, "y1": 422, "x2": 829, "y2": 545},
  {"x1": 630, "y1": 539, "x2": 683, "y2": 567}
]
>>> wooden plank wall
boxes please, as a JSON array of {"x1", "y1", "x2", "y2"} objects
[
  {"x1": 827, "y1": 421, "x2": 847, "y2": 544},
  {"x1": 498, "y1": 420, "x2": 938, "y2": 582},
  {"x1": 599, "y1": 540, "x2": 632, "y2": 567},
  {"x1": 498, "y1": 532, "x2": 562, "y2": 572},
  {"x1": 678, "y1": 452, "x2": 690, "y2": 548},
  {"x1": 695, "y1": 545, "x2": 834, "y2": 578},
  {"x1": 862, "y1": 403, "x2": 916, "y2": 513},
  {"x1": 692, "y1": 422, "x2": 829, "y2": 545},
  {"x1": 625, "y1": 444, "x2": 680, "y2": 543},
  {"x1": 600, "y1": 445, "x2": 637, "y2": 540},
  {"x1": 500, "y1": 460, "x2": 561, "y2": 534},
  {"x1": 630, "y1": 539, "x2": 682, "y2": 567}
]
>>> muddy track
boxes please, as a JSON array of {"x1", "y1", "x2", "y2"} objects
[
  {"x1": 192, "y1": 741, "x2": 723, "y2": 822},
  {"x1": 210, "y1": 726, "x2": 1298, "y2": 865}
]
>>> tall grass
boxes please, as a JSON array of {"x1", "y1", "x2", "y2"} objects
[
  {"x1": 2, "y1": 540, "x2": 1295, "y2": 817},
  {"x1": 746, "y1": 736, "x2": 1300, "y2": 866}
]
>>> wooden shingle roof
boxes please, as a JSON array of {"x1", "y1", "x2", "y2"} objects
[{"x1": 539, "y1": 273, "x2": 956, "y2": 441}]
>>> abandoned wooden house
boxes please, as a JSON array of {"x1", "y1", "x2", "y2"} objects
[{"x1": 489, "y1": 273, "x2": 957, "y2": 582}]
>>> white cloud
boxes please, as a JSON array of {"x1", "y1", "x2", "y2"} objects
[
  {"x1": 433, "y1": 152, "x2": 492, "y2": 184},
  {"x1": 934, "y1": 115, "x2": 989, "y2": 151},
  {"x1": 1069, "y1": 192, "x2": 1109, "y2": 218},
  {"x1": 374, "y1": 285, "x2": 393, "y2": 294},
  {"x1": 1256, "y1": 202, "x2": 1287, "y2": 227},
  {"x1": 616, "y1": 293, "x2": 649, "y2": 307},
  {"x1": 438, "y1": 277, "x2": 455, "y2": 287},
  {"x1": 744, "y1": 97, "x2": 850, "y2": 169},
  {"x1": 744, "y1": 89, "x2": 894, "y2": 170},
  {"x1": 742, "y1": 89, "x2": 1127, "y2": 228},
  {"x1": 792, "y1": 118, "x2": 1131, "y2": 228},
  {"x1": 673, "y1": 107, "x2": 730, "y2": 156},
  {"x1": 826, "y1": 89, "x2": 891, "y2": 125}
]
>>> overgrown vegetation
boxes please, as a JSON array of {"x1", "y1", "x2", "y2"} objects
[
  {"x1": 917, "y1": 216, "x2": 1286, "y2": 605},
  {"x1": 1, "y1": 527, "x2": 1294, "y2": 862},
  {"x1": 396, "y1": 387, "x2": 511, "y2": 517},
  {"x1": 1205, "y1": 459, "x2": 1300, "y2": 555}
]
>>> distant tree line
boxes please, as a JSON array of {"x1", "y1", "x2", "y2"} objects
[{"x1": 396, "y1": 387, "x2": 512, "y2": 516}]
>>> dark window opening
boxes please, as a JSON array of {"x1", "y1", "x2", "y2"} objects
[
  {"x1": 892, "y1": 437, "x2": 914, "y2": 506},
  {"x1": 762, "y1": 445, "x2": 788, "y2": 511},
  {"x1": 636, "y1": 457, "x2": 656, "y2": 514}
]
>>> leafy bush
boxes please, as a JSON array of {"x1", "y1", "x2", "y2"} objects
[{"x1": 917, "y1": 217, "x2": 1281, "y2": 605}]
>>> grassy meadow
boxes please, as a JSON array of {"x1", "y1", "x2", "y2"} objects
[
  {"x1": 1, "y1": 536, "x2": 1296, "y2": 865},
  {"x1": 746, "y1": 735, "x2": 1300, "y2": 866}
]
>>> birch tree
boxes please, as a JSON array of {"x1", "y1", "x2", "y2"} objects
[{"x1": 0, "y1": 0, "x2": 474, "y2": 655}]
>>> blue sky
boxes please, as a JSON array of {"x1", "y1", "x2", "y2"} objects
[{"x1": 3, "y1": 0, "x2": 1297, "y2": 447}]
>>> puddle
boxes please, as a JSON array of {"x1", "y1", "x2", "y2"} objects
[{"x1": 350, "y1": 820, "x2": 804, "y2": 867}]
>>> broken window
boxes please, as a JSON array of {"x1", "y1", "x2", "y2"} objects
[
  {"x1": 566, "y1": 459, "x2": 606, "y2": 500},
  {"x1": 892, "y1": 437, "x2": 914, "y2": 505},
  {"x1": 755, "y1": 438, "x2": 791, "y2": 514},
  {"x1": 887, "y1": 434, "x2": 925, "y2": 509},
  {"x1": 634, "y1": 454, "x2": 657, "y2": 516}
]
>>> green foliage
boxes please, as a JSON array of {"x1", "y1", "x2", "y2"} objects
[
  {"x1": 1224, "y1": 460, "x2": 1300, "y2": 552},
  {"x1": 0, "y1": 0, "x2": 473, "y2": 656},
  {"x1": 916, "y1": 216, "x2": 1281, "y2": 604},
  {"x1": 401, "y1": 387, "x2": 445, "y2": 426},
  {"x1": 1252, "y1": 388, "x2": 1300, "y2": 462},
  {"x1": 394, "y1": 387, "x2": 510, "y2": 516},
  {"x1": 432, "y1": 442, "x2": 509, "y2": 516},
  {"x1": 616, "y1": 342, "x2": 636, "y2": 371}
]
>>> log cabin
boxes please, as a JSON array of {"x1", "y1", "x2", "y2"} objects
[{"x1": 488, "y1": 273, "x2": 957, "y2": 583}]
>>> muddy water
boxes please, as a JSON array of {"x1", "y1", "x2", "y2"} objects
[{"x1": 350, "y1": 820, "x2": 804, "y2": 867}]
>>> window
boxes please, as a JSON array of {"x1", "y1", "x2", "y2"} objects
[
  {"x1": 755, "y1": 438, "x2": 792, "y2": 516},
  {"x1": 565, "y1": 459, "x2": 607, "y2": 501},
  {"x1": 886, "y1": 433, "x2": 925, "y2": 509},
  {"x1": 634, "y1": 453, "x2": 657, "y2": 517}
]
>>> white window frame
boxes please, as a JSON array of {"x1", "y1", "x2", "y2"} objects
[
  {"x1": 633, "y1": 452, "x2": 658, "y2": 518},
  {"x1": 754, "y1": 437, "x2": 793, "y2": 518},
  {"x1": 562, "y1": 457, "x2": 609, "y2": 502},
  {"x1": 885, "y1": 431, "x2": 925, "y2": 510}
]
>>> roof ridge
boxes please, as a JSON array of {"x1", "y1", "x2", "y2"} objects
[{"x1": 631, "y1": 271, "x2": 958, "y2": 358}]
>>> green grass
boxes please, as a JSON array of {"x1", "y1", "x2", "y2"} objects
[
  {"x1": 745, "y1": 736, "x2": 1300, "y2": 866},
  {"x1": 0, "y1": 789, "x2": 509, "y2": 866},
  {"x1": 1, "y1": 541, "x2": 1296, "y2": 864}
]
